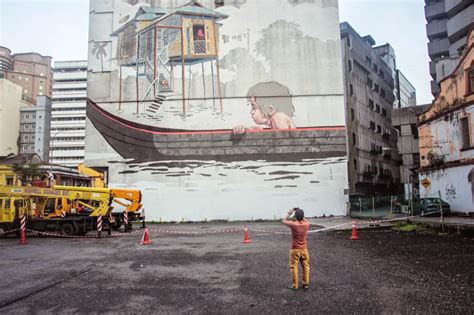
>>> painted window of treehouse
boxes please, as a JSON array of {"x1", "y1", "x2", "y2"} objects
[{"x1": 193, "y1": 24, "x2": 206, "y2": 54}]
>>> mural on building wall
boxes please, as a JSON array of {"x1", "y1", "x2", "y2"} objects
[{"x1": 86, "y1": 0, "x2": 347, "y2": 220}]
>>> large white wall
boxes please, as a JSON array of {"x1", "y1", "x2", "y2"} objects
[{"x1": 86, "y1": 0, "x2": 348, "y2": 220}]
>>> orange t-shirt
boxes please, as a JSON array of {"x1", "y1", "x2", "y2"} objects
[{"x1": 284, "y1": 220, "x2": 310, "y2": 249}]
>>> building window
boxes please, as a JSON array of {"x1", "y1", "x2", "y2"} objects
[
  {"x1": 350, "y1": 84, "x2": 354, "y2": 96},
  {"x1": 374, "y1": 84, "x2": 379, "y2": 93},
  {"x1": 460, "y1": 117, "x2": 471, "y2": 149},
  {"x1": 375, "y1": 104, "x2": 380, "y2": 113},
  {"x1": 351, "y1": 108, "x2": 355, "y2": 121},
  {"x1": 354, "y1": 159, "x2": 357, "y2": 171},
  {"x1": 368, "y1": 99, "x2": 374, "y2": 108},
  {"x1": 411, "y1": 124, "x2": 419, "y2": 139},
  {"x1": 381, "y1": 89, "x2": 385, "y2": 98},
  {"x1": 467, "y1": 68, "x2": 474, "y2": 95},
  {"x1": 377, "y1": 125, "x2": 382, "y2": 134},
  {"x1": 6, "y1": 176, "x2": 14, "y2": 185},
  {"x1": 352, "y1": 133, "x2": 356, "y2": 145},
  {"x1": 382, "y1": 108, "x2": 387, "y2": 117}
]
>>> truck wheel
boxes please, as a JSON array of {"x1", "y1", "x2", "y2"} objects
[
  {"x1": 112, "y1": 220, "x2": 122, "y2": 231},
  {"x1": 59, "y1": 223, "x2": 76, "y2": 236}
]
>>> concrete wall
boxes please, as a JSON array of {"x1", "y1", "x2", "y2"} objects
[
  {"x1": 86, "y1": 0, "x2": 348, "y2": 221},
  {"x1": 420, "y1": 164, "x2": 474, "y2": 213},
  {"x1": 0, "y1": 79, "x2": 22, "y2": 155}
]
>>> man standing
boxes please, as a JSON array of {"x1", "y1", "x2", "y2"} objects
[{"x1": 282, "y1": 207, "x2": 310, "y2": 290}]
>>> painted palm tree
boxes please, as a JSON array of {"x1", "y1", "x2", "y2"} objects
[{"x1": 92, "y1": 42, "x2": 108, "y2": 72}]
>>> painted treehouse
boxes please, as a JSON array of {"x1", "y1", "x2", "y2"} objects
[{"x1": 111, "y1": 1, "x2": 228, "y2": 116}]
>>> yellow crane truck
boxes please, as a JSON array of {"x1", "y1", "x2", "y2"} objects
[
  {"x1": 0, "y1": 185, "x2": 144, "y2": 236},
  {"x1": 55, "y1": 186, "x2": 144, "y2": 231},
  {"x1": 0, "y1": 185, "x2": 114, "y2": 236},
  {"x1": 109, "y1": 188, "x2": 143, "y2": 230}
]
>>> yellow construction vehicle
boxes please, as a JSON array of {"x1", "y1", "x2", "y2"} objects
[
  {"x1": 77, "y1": 163, "x2": 105, "y2": 188},
  {"x1": 109, "y1": 188, "x2": 143, "y2": 230},
  {"x1": 0, "y1": 185, "x2": 114, "y2": 236}
]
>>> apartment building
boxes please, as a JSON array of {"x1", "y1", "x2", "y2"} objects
[
  {"x1": 19, "y1": 96, "x2": 52, "y2": 161},
  {"x1": 49, "y1": 60, "x2": 87, "y2": 166},
  {"x1": 340, "y1": 22, "x2": 401, "y2": 196},
  {"x1": 425, "y1": 0, "x2": 474, "y2": 96},
  {"x1": 1, "y1": 47, "x2": 53, "y2": 105}
]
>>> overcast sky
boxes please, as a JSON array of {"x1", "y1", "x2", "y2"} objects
[{"x1": 0, "y1": 0, "x2": 433, "y2": 104}]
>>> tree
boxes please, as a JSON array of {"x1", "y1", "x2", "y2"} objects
[
  {"x1": 92, "y1": 42, "x2": 108, "y2": 72},
  {"x1": 11, "y1": 163, "x2": 43, "y2": 186}
]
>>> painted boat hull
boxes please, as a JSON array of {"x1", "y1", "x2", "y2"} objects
[{"x1": 87, "y1": 99, "x2": 347, "y2": 162}]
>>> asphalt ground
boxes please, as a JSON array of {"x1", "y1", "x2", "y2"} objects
[{"x1": 0, "y1": 222, "x2": 473, "y2": 314}]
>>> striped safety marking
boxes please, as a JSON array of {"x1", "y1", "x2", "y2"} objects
[{"x1": 97, "y1": 214, "x2": 103, "y2": 232}]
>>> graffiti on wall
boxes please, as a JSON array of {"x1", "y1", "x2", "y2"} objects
[{"x1": 445, "y1": 184, "x2": 456, "y2": 202}]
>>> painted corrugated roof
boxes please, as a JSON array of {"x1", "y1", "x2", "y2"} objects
[
  {"x1": 175, "y1": 5, "x2": 228, "y2": 19},
  {"x1": 140, "y1": 6, "x2": 169, "y2": 15},
  {"x1": 135, "y1": 12, "x2": 161, "y2": 21}
]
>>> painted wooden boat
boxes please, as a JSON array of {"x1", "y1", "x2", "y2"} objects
[{"x1": 87, "y1": 99, "x2": 347, "y2": 162}]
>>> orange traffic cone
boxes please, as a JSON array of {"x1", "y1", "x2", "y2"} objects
[
  {"x1": 19, "y1": 229, "x2": 27, "y2": 245},
  {"x1": 350, "y1": 221, "x2": 358, "y2": 240},
  {"x1": 141, "y1": 227, "x2": 150, "y2": 245},
  {"x1": 243, "y1": 227, "x2": 251, "y2": 244}
]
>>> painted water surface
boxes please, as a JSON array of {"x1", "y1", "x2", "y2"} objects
[{"x1": 108, "y1": 157, "x2": 348, "y2": 221}]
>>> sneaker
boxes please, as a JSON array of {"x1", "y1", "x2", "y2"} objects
[
  {"x1": 288, "y1": 285, "x2": 298, "y2": 291},
  {"x1": 302, "y1": 284, "x2": 309, "y2": 290}
]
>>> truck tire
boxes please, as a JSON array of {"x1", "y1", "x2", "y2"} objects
[
  {"x1": 59, "y1": 223, "x2": 77, "y2": 236},
  {"x1": 112, "y1": 220, "x2": 122, "y2": 231}
]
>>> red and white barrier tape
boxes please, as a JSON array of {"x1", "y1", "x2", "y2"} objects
[
  {"x1": 148, "y1": 227, "x2": 243, "y2": 235},
  {"x1": 8, "y1": 210, "x2": 442, "y2": 240},
  {"x1": 248, "y1": 210, "x2": 442, "y2": 235},
  {"x1": 24, "y1": 228, "x2": 138, "y2": 239},
  {"x1": 0, "y1": 228, "x2": 20, "y2": 235}
]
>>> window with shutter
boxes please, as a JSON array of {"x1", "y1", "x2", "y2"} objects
[{"x1": 460, "y1": 117, "x2": 471, "y2": 149}]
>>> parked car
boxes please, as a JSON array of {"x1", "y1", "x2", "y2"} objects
[{"x1": 406, "y1": 197, "x2": 451, "y2": 216}]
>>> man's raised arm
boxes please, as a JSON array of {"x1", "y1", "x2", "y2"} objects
[{"x1": 282, "y1": 208, "x2": 295, "y2": 226}]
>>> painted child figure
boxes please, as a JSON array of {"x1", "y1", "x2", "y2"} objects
[
  {"x1": 282, "y1": 207, "x2": 310, "y2": 290},
  {"x1": 233, "y1": 81, "x2": 296, "y2": 134}
]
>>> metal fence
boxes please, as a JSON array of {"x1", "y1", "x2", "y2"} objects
[{"x1": 349, "y1": 195, "x2": 404, "y2": 219}]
